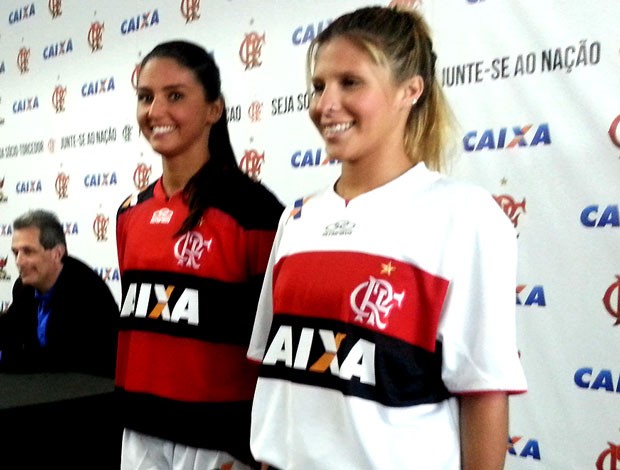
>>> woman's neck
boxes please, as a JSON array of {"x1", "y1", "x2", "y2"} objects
[{"x1": 161, "y1": 152, "x2": 209, "y2": 197}]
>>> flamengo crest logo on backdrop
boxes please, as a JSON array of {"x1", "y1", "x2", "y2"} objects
[
  {"x1": 0, "y1": 178, "x2": 7, "y2": 202},
  {"x1": 88, "y1": 22, "x2": 104, "y2": 52},
  {"x1": 388, "y1": 0, "x2": 423, "y2": 9},
  {"x1": 55, "y1": 172, "x2": 69, "y2": 199},
  {"x1": 239, "y1": 149, "x2": 264, "y2": 181},
  {"x1": 180, "y1": 0, "x2": 200, "y2": 23},
  {"x1": 133, "y1": 162, "x2": 151, "y2": 190},
  {"x1": 248, "y1": 101, "x2": 263, "y2": 122},
  {"x1": 597, "y1": 436, "x2": 620, "y2": 470},
  {"x1": 0, "y1": 257, "x2": 10, "y2": 281},
  {"x1": 609, "y1": 115, "x2": 620, "y2": 149},
  {"x1": 52, "y1": 85, "x2": 67, "y2": 113},
  {"x1": 93, "y1": 213, "x2": 109, "y2": 241},
  {"x1": 240, "y1": 32, "x2": 265, "y2": 70},
  {"x1": 17, "y1": 47, "x2": 31, "y2": 74},
  {"x1": 493, "y1": 194, "x2": 526, "y2": 229},
  {"x1": 603, "y1": 276, "x2": 620, "y2": 326},
  {"x1": 49, "y1": 0, "x2": 62, "y2": 18}
]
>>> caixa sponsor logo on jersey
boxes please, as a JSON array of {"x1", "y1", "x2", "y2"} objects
[
  {"x1": 574, "y1": 367, "x2": 620, "y2": 393},
  {"x1": 507, "y1": 436, "x2": 541, "y2": 461},
  {"x1": 581, "y1": 204, "x2": 619, "y2": 228},
  {"x1": 463, "y1": 123, "x2": 551, "y2": 152},
  {"x1": 263, "y1": 325, "x2": 377, "y2": 385},
  {"x1": 120, "y1": 283, "x2": 199, "y2": 325}
]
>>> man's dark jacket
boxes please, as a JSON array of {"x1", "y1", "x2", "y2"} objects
[{"x1": 0, "y1": 256, "x2": 118, "y2": 377}]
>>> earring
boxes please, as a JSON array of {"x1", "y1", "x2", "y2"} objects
[{"x1": 411, "y1": 98, "x2": 418, "y2": 106}]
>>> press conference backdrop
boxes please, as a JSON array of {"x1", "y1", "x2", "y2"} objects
[{"x1": 0, "y1": 0, "x2": 618, "y2": 468}]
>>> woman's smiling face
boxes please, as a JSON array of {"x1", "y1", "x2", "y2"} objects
[
  {"x1": 309, "y1": 37, "x2": 413, "y2": 166},
  {"x1": 136, "y1": 57, "x2": 220, "y2": 160}
]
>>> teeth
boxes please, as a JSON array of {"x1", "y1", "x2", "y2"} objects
[
  {"x1": 324, "y1": 122, "x2": 353, "y2": 135},
  {"x1": 152, "y1": 125, "x2": 175, "y2": 135}
]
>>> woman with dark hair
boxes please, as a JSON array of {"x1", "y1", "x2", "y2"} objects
[
  {"x1": 116, "y1": 40, "x2": 283, "y2": 470},
  {"x1": 248, "y1": 6, "x2": 526, "y2": 470}
]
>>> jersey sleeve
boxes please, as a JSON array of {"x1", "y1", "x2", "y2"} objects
[
  {"x1": 247, "y1": 209, "x2": 287, "y2": 362},
  {"x1": 438, "y1": 190, "x2": 527, "y2": 394}
]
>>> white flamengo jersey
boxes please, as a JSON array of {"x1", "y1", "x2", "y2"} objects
[{"x1": 248, "y1": 163, "x2": 527, "y2": 469}]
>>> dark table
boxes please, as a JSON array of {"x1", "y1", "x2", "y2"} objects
[{"x1": 0, "y1": 372, "x2": 121, "y2": 469}]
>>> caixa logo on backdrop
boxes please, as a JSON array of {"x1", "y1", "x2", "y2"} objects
[
  {"x1": 574, "y1": 367, "x2": 620, "y2": 393},
  {"x1": 507, "y1": 436, "x2": 541, "y2": 461},
  {"x1": 93, "y1": 214, "x2": 109, "y2": 242},
  {"x1": 120, "y1": 9, "x2": 160, "y2": 35},
  {"x1": 464, "y1": 123, "x2": 551, "y2": 152},
  {"x1": 93, "y1": 267, "x2": 120, "y2": 282},
  {"x1": 516, "y1": 285, "x2": 546, "y2": 307},
  {"x1": 291, "y1": 148, "x2": 339, "y2": 168},
  {"x1": 292, "y1": 19, "x2": 331, "y2": 46},
  {"x1": 581, "y1": 204, "x2": 619, "y2": 228},
  {"x1": 8, "y1": 3, "x2": 35, "y2": 24}
]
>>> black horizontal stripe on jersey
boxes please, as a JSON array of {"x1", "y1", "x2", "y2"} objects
[
  {"x1": 116, "y1": 389, "x2": 255, "y2": 465},
  {"x1": 118, "y1": 269, "x2": 263, "y2": 345},
  {"x1": 259, "y1": 314, "x2": 451, "y2": 407}
]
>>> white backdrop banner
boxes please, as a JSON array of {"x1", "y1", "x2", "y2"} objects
[{"x1": 0, "y1": 1, "x2": 618, "y2": 468}]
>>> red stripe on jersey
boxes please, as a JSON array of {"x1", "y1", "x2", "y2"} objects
[
  {"x1": 115, "y1": 330, "x2": 259, "y2": 402},
  {"x1": 272, "y1": 251, "x2": 449, "y2": 351}
]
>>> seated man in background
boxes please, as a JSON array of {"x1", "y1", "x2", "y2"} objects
[{"x1": 0, "y1": 209, "x2": 118, "y2": 377}]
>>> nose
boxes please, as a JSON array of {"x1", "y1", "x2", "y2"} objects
[
  {"x1": 14, "y1": 250, "x2": 25, "y2": 268},
  {"x1": 313, "y1": 85, "x2": 340, "y2": 115},
  {"x1": 146, "y1": 95, "x2": 166, "y2": 119}
]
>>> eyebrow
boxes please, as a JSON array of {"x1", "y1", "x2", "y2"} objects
[{"x1": 136, "y1": 83, "x2": 189, "y2": 92}]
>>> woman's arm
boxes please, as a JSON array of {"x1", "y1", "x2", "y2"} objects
[{"x1": 459, "y1": 392, "x2": 509, "y2": 470}]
